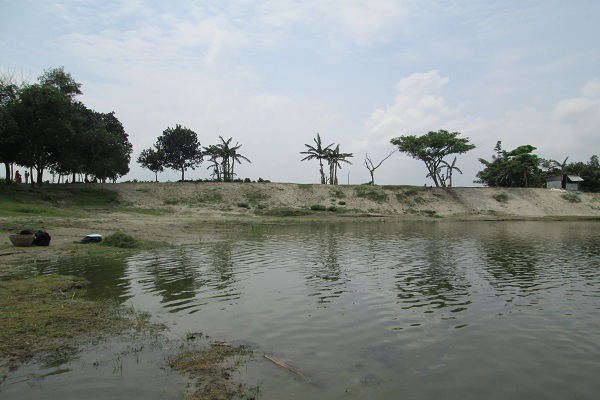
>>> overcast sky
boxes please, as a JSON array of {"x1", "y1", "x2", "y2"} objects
[{"x1": 1, "y1": 0, "x2": 599, "y2": 185}]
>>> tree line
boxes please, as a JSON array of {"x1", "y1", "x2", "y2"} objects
[
  {"x1": 0, "y1": 67, "x2": 132, "y2": 186},
  {"x1": 137, "y1": 126, "x2": 251, "y2": 182},
  {"x1": 302, "y1": 130, "x2": 599, "y2": 192},
  {"x1": 3, "y1": 67, "x2": 597, "y2": 191}
]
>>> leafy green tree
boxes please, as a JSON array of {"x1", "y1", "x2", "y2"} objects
[
  {"x1": 391, "y1": 130, "x2": 475, "y2": 187},
  {"x1": 87, "y1": 112, "x2": 132, "y2": 182},
  {"x1": 156, "y1": 124, "x2": 202, "y2": 181},
  {"x1": 137, "y1": 147, "x2": 164, "y2": 182},
  {"x1": 301, "y1": 134, "x2": 334, "y2": 184},
  {"x1": 38, "y1": 66, "x2": 82, "y2": 99},
  {"x1": 560, "y1": 155, "x2": 600, "y2": 192},
  {"x1": 476, "y1": 141, "x2": 545, "y2": 187},
  {"x1": 0, "y1": 73, "x2": 22, "y2": 183},
  {"x1": 10, "y1": 84, "x2": 77, "y2": 186}
]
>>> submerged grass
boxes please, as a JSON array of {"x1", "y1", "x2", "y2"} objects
[
  {"x1": 169, "y1": 343, "x2": 257, "y2": 400},
  {"x1": 0, "y1": 275, "x2": 137, "y2": 372}
]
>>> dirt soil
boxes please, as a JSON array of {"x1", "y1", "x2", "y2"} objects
[{"x1": 1, "y1": 182, "x2": 599, "y2": 270}]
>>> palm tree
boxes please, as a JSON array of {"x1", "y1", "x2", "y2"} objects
[
  {"x1": 326, "y1": 145, "x2": 353, "y2": 185},
  {"x1": 216, "y1": 136, "x2": 251, "y2": 182},
  {"x1": 203, "y1": 144, "x2": 222, "y2": 181},
  {"x1": 228, "y1": 145, "x2": 251, "y2": 181},
  {"x1": 300, "y1": 133, "x2": 333, "y2": 184}
]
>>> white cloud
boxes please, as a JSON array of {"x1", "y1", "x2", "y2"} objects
[{"x1": 361, "y1": 71, "x2": 454, "y2": 148}]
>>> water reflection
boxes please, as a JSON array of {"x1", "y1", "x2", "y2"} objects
[
  {"x1": 394, "y1": 235, "x2": 472, "y2": 313},
  {"x1": 35, "y1": 256, "x2": 131, "y2": 303},
  {"x1": 305, "y1": 227, "x2": 350, "y2": 304},
  {"x1": 21, "y1": 221, "x2": 600, "y2": 400}
]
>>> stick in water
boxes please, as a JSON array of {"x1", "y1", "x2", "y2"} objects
[{"x1": 263, "y1": 354, "x2": 311, "y2": 382}]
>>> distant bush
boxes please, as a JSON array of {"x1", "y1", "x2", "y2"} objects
[
  {"x1": 310, "y1": 204, "x2": 327, "y2": 211},
  {"x1": 562, "y1": 193, "x2": 581, "y2": 203},
  {"x1": 493, "y1": 193, "x2": 509, "y2": 203},
  {"x1": 355, "y1": 186, "x2": 388, "y2": 202}
]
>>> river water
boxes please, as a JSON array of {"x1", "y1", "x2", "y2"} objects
[{"x1": 2, "y1": 221, "x2": 600, "y2": 399}]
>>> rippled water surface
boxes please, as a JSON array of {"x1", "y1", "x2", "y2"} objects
[{"x1": 4, "y1": 221, "x2": 600, "y2": 399}]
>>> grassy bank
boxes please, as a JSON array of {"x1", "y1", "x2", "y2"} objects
[{"x1": 0, "y1": 275, "x2": 140, "y2": 373}]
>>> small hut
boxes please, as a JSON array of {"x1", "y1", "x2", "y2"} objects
[{"x1": 546, "y1": 174, "x2": 584, "y2": 191}]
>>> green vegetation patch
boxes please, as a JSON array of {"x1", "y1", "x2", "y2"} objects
[
  {"x1": 493, "y1": 193, "x2": 510, "y2": 203},
  {"x1": 100, "y1": 232, "x2": 142, "y2": 248},
  {"x1": 169, "y1": 343, "x2": 256, "y2": 400},
  {"x1": 0, "y1": 186, "x2": 125, "y2": 217},
  {"x1": 355, "y1": 186, "x2": 389, "y2": 202},
  {"x1": 396, "y1": 188, "x2": 428, "y2": 206},
  {"x1": 255, "y1": 208, "x2": 311, "y2": 217},
  {"x1": 0, "y1": 275, "x2": 133, "y2": 369},
  {"x1": 562, "y1": 193, "x2": 582, "y2": 203},
  {"x1": 244, "y1": 189, "x2": 270, "y2": 205},
  {"x1": 310, "y1": 204, "x2": 327, "y2": 211}
]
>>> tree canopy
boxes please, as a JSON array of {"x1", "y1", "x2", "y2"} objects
[
  {"x1": 475, "y1": 141, "x2": 545, "y2": 187},
  {"x1": 390, "y1": 130, "x2": 475, "y2": 187},
  {"x1": 300, "y1": 134, "x2": 352, "y2": 185},
  {"x1": 155, "y1": 124, "x2": 203, "y2": 181},
  {"x1": 1, "y1": 67, "x2": 132, "y2": 185}
]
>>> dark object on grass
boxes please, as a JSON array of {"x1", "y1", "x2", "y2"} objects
[
  {"x1": 75, "y1": 234, "x2": 103, "y2": 244},
  {"x1": 33, "y1": 230, "x2": 51, "y2": 246}
]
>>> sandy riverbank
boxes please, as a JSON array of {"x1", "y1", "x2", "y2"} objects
[{"x1": 1, "y1": 182, "x2": 599, "y2": 270}]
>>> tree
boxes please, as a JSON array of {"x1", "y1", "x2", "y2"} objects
[
  {"x1": 203, "y1": 144, "x2": 223, "y2": 181},
  {"x1": 0, "y1": 72, "x2": 22, "y2": 183},
  {"x1": 325, "y1": 144, "x2": 353, "y2": 185},
  {"x1": 217, "y1": 136, "x2": 251, "y2": 182},
  {"x1": 475, "y1": 141, "x2": 545, "y2": 187},
  {"x1": 440, "y1": 156, "x2": 463, "y2": 187},
  {"x1": 364, "y1": 150, "x2": 396, "y2": 185},
  {"x1": 156, "y1": 124, "x2": 202, "y2": 181},
  {"x1": 391, "y1": 130, "x2": 475, "y2": 187},
  {"x1": 10, "y1": 84, "x2": 77, "y2": 186},
  {"x1": 88, "y1": 112, "x2": 132, "y2": 182},
  {"x1": 137, "y1": 147, "x2": 164, "y2": 182},
  {"x1": 557, "y1": 155, "x2": 600, "y2": 192},
  {"x1": 38, "y1": 67, "x2": 82, "y2": 99},
  {"x1": 300, "y1": 134, "x2": 334, "y2": 184}
]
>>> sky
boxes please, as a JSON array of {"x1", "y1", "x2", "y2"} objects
[{"x1": 1, "y1": 0, "x2": 599, "y2": 186}]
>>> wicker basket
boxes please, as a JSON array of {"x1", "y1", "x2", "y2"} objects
[{"x1": 9, "y1": 234, "x2": 35, "y2": 247}]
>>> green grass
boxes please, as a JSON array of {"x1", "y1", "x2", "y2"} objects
[
  {"x1": 0, "y1": 275, "x2": 135, "y2": 369},
  {"x1": 562, "y1": 193, "x2": 582, "y2": 203},
  {"x1": 0, "y1": 186, "x2": 126, "y2": 217},
  {"x1": 355, "y1": 186, "x2": 389, "y2": 202},
  {"x1": 244, "y1": 189, "x2": 270, "y2": 205},
  {"x1": 100, "y1": 232, "x2": 142, "y2": 248}
]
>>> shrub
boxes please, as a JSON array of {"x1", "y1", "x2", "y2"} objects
[
  {"x1": 562, "y1": 193, "x2": 581, "y2": 203},
  {"x1": 493, "y1": 193, "x2": 509, "y2": 203},
  {"x1": 355, "y1": 186, "x2": 388, "y2": 202},
  {"x1": 100, "y1": 232, "x2": 141, "y2": 248},
  {"x1": 310, "y1": 204, "x2": 327, "y2": 211}
]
